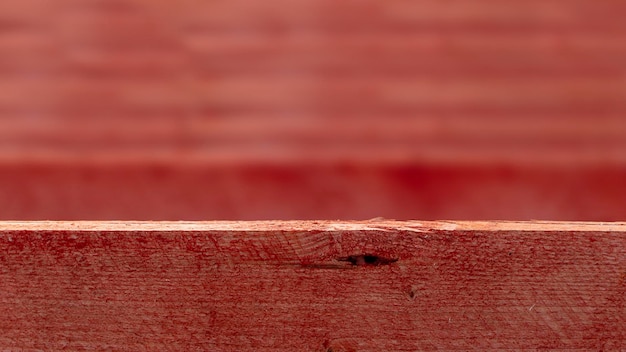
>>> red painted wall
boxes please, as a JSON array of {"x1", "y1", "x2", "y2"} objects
[{"x1": 1, "y1": 0, "x2": 625, "y2": 220}]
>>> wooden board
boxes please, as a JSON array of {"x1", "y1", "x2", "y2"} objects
[
  {"x1": 1, "y1": 221, "x2": 624, "y2": 350},
  {"x1": 2, "y1": 162, "x2": 625, "y2": 221},
  {"x1": 1, "y1": 0, "x2": 626, "y2": 220},
  {"x1": 4, "y1": 0, "x2": 626, "y2": 159}
]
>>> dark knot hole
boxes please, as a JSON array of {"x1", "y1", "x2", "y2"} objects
[{"x1": 337, "y1": 254, "x2": 398, "y2": 266}]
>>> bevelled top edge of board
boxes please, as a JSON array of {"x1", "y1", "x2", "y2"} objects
[{"x1": 0, "y1": 221, "x2": 624, "y2": 232}]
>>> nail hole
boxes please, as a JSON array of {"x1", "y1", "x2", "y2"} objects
[
  {"x1": 408, "y1": 289, "x2": 416, "y2": 299},
  {"x1": 337, "y1": 254, "x2": 398, "y2": 266}
]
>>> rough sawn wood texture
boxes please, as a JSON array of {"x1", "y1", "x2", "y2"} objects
[{"x1": 0, "y1": 221, "x2": 624, "y2": 351}]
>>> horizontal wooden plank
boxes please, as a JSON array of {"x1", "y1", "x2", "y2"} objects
[
  {"x1": 2, "y1": 220, "x2": 625, "y2": 232},
  {"x1": 1, "y1": 221, "x2": 624, "y2": 350},
  {"x1": 0, "y1": 162, "x2": 624, "y2": 221}
]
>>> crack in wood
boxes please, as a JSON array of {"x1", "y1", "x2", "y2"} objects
[{"x1": 336, "y1": 254, "x2": 399, "y2": 266}]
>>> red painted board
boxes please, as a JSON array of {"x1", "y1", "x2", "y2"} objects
[
  {"x1": 1, "y1": 221, "x2": 624, "y2": 350},
  {"x1": 1, "y1": 161, "x2": 625, "y2": 221},
  {"x1": 1, "y1": 0, "x2": 626, "y2": 220}
]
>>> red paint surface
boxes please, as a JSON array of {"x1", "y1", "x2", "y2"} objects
[
  {"x1": 0, "y1": 221, "x2": 624, "y2": 350},
  {"x1": 1, "y1": 0, "x2": 626, "y2": 220},
  {"x1": 1, "y1": 162, "x2": 625, "y2": 220}
]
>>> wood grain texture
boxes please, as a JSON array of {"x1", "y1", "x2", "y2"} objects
[{"x1": 1, "y1": 221, "x2": 625, "y2": 351}]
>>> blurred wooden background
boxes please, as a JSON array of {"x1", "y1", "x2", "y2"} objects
[{"x1": 1, "y1": 0, "x2": 625, "y2": 220}]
